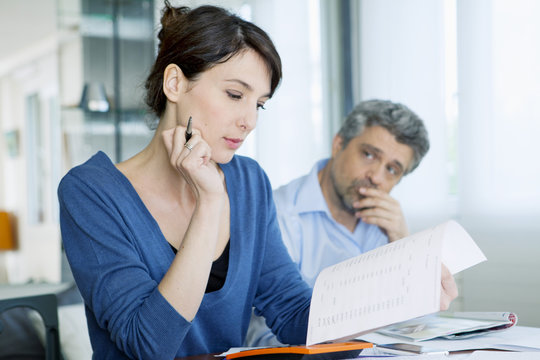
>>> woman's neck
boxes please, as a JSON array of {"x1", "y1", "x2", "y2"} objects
[{"x1": 116, "y1": 122, "x2": 193, "y2": 203}]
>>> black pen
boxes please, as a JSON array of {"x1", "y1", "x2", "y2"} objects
[{"x1": 185, "y1": 116, "x2": 193, "y2": 142}]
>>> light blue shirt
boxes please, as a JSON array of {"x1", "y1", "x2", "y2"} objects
[
  {"x1": 274, "y1": 158, "x2": 389, "y2": 287},
  {"x1": 245, "y1": 159, "x2": 388, "y2": 346}
]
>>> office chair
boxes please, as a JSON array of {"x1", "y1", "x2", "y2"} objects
[{"x1": 0, "y1": 293, "x2": 62, "y2": 360}]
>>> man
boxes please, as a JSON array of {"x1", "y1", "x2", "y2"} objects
[
  {"x1": 274, "y1": 99, "x2": 429, "y2": 287},
  {"x1": 246, "y1": 99, "x2": 455, "y2": 346}
]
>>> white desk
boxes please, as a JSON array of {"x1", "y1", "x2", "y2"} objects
[
  {"x1": 361, "y1": 352, "x2": 540, "y2": 359},
  {"x1": 0, "y1": 282, "x2": 71, "y2": 300}
]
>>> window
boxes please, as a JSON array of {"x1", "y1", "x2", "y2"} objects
[
  {"x1": 457, "y1": 0, "x2": 540, "y2": 219},
  {"x1": 26, "y1": 94, "x2": 46, "y2": 224}
]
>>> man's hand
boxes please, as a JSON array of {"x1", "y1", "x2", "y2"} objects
[
  {"x1": 440, "y1": 264, "x2": 458, "y2": 310},
  {"x1": 353, "y1": 187, "x2": 408, "y2": 242}
]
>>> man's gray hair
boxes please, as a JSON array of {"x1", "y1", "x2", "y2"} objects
[{"x1": 337, "y1": 99, "x2": 430, "y2": 175}]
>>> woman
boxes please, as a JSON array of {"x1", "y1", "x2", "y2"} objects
[{"x1": 58, "y1": 3, "x2": 311, "y2": 359}]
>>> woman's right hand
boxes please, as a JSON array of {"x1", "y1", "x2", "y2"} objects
[
  {"x1": 162, "y1": 126, "x2": 225, "y2": 201},
  {"x1": 160, "y1": 126, "x2": 227, "y2": 322}
]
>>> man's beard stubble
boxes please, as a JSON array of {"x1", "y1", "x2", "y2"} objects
[{"x1": 330, "y1": 175, "x2": 377, "y2": 215}]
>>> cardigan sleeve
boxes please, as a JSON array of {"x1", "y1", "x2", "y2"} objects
[
  {"x1": 58, "y1": 170, "x2": 190, "y2": 360},
  {"x1": 250, "y1": 170, "x2": 312, "y2": 345}
]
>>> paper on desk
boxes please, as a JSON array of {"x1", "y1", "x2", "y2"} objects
[
  {"x1": 219, "y1": 347, "x2": 458, "y2": 359},
  {"x1": 357, "y1": 347, "x2": 458, "y2": 358},
  {"x1": 217, "y1": 348, "x2": 259, "y2": 356},
  {"x1": 377, "y1": 311, "x2": 517, "y2": 341},
  {"x1": 359, "y1": 325, "x2": 540, "y2": 353},
  {"x1": 306, "y1": 220, "x2": 486, "y2": 346},
  {"x1": 468, "y1": 351, "x2": 540, "y2": 359}
]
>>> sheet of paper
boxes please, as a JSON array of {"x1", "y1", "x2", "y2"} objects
[
  {"x1": 307, "y1": 224, "x2": 443, "y2": 345},
  {"x1": 306, "y1": 220, "x2": 486, "y2": 346},
  {"x1": 441, "y1": 220, "x2": 487, "y2": 274},
  {"x1": 358, "y1": 347, "x2": 468, "y2": 359}
]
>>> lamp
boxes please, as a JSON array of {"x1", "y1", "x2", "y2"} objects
[
  {"x1": 0, "y1": 211, "x2": 15, "y2": 250},
  {"x1": 79, "y1": 82, "x2": 110, "y2": 112}
]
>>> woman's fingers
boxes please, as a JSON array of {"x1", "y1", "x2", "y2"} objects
[
  {"x1": 162, "y1": 126, "x2": 223, "y2": 197},
  {"x1": 162, "y1": 126, "x2": 203, "y2": 169}
]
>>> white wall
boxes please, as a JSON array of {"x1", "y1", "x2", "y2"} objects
[
  {"x1": 249, "y1": 0, "x2": 331, "y2": 188},
  {"x1": 456, "y1": 0, "x2": 540, "y2": 327},
  {"x1": 0, "y1": 0, "x2": 57, "y2": 71},
  {"x1": 0, "y1": 0, "x2": 62, "y2": 283}
]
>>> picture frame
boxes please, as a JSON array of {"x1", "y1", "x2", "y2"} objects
[{"x1": 4, "y1": 129, "x2": 20, "y2": 158}]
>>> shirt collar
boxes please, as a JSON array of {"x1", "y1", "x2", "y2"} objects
[{"x1": 295, "y1": 158, "x2": 332, "y2": 215}]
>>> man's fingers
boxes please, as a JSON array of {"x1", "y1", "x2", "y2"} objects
[
  {"x1": 358, "y1": 187, "x2": 387, "y2": 199},
  {"x1": 355, "y1": 205, "x2": 390, "y2": 219},
  {"x1": 354, "y1": 190, "x2": 398, "y2": 212},
  {"x1": 440, "y1": 264, "x2": 458, "y2": 310}
]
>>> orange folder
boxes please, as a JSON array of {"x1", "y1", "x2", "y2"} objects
[{"x1": 226, "y1": 341, "x2": 372, "y2": 360}]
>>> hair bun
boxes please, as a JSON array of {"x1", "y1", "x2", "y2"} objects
[{"x1": 158, "y1": 1, "x2": 189, "y2": 45}]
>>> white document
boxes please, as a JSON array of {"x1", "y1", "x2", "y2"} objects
[
  {"x1": 359, "y1": 325, "x2": 540, "y2": 353},
  {"x1": 441, "y1": 220, "x2": 487, "y2": 275},
  {"x1": 306, "y1": 220, "x2": 486, "y2": 346}
]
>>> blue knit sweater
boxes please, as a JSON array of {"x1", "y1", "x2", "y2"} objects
[{"x1": 58, "y1": 152, "x2": 311, "y2": 359}]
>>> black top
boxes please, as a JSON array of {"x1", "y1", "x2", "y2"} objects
[{"x1": 169, "y1": 241, "x2": 230, "y2": 293}]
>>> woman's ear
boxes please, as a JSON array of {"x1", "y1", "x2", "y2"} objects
[{"x1": 163, "y1": 64, "x2": 185, "y2": 103}]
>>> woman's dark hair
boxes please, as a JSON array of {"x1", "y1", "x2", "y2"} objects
[{"x1": 145, "y1": 1, "x2": 282, "y2": 122}]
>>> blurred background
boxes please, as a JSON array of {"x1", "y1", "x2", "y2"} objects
[{"x1": 0, "y1": 0, "x2": 539, "y2": 327}]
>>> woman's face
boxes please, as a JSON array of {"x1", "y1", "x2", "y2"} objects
[{"x1": 177, "y1": 49, "x2": 272, "y2": 164}]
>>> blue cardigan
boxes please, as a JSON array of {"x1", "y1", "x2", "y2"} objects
[{"x1": 58, "y1": 152, "x2": 311, "y2": 359}]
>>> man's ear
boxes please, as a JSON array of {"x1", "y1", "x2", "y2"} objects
[
  {"x1": 163, "y1": 64, "x2": 185, "y2": 103},
  {"x1": 331, "y1": 134, "x2": 345, "y2": 157}
]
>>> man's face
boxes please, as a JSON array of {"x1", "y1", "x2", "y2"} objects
[{"x1": 329, "y1": 125, "x2": 414, "y2": 214}]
